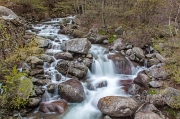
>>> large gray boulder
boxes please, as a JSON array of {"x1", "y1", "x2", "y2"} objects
[
  {"x1": 110, "y1": 38, "x2": 126, "y2": 51},
  {"x1": 145, "y1": 64, "x2": 169, "y2": 80},
  {"x1": 132, "y1": 47, "x2": 145, "y2": 59},
  {"x1": 98, "y1": 96, "x2": 139, "y2": 117},
  {"x1": 0, "y1": 6, "x2": 18, "y2": 20},
  {"x1": 61, "y1": 38, "x2": 91, "y2": 54},
  {"x1": 55, "y1": 60, "x2": 88, "y2": 79},
  {"x1": 134, "y1": 72, "x2": 150, "y2": 89},
  {"x1": 58, "y1": 79, "x2": 85, "y2": 103}
]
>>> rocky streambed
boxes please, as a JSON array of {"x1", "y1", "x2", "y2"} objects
[{"x1": 1, "y1": 6, "x2": 180, "y2": 119}]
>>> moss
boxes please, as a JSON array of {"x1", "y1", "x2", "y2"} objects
[
  {"x1": 148, "y1": 89, "x2": 157, "y2": 95},
  {"x1": 109, "y1": 34, "x2": 115, "y2": 43},
  {"x1": 167, "y1": 108, "x2": 178, "y2": 118}
]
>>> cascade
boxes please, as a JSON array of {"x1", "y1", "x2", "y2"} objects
[{"x1": 27, "y1": 17, "x2": 145, "y2": 119}]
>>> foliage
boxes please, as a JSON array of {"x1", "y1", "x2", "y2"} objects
[
  {"x1": 99, "y1": 30, "x2": 107, "y2": 35},
  {"x1": 108, "y1": 34, "x2": 115, "y2": 43},
  {"x1": 167, "y1": 108, "x2": 178, "y2": 118},
  {"x1": 0, "y1": 66, "x2": 33, "y2": 109},
  {"x1": 148, "y1": 89, "x2": 157, "y2": 95}
]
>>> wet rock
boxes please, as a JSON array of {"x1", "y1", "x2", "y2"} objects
[
  {"x1": 39, "y1": 99, "x2": 68, "y2": 114},
  {"x1": 108, "y1": 54, "x2": 132, "y2": 74},
  {"x1": 35, "y1": 87, "x2": 45, "y2": 96},
  {"x1": 0, "y1": 6, "x2": 18, "y2": 20},
  {"x1": 40, "y1": 54, "x2": 54, "y2": 63},
  {"x1": 28, "y1": 97, "x2": 41, "y2": 107},
  {"x1": 134, "y1": 103, "x2": 164, "y2": 119},
  {"x1": 161, "y1": 87, "x2": 180, "y2": 108},
  {"x1": 149, "y1": 81, "x2": 164, "y2": 88},
  {"x1": 98, "y1": 96, "x2": 139, "y2": 117},
  {"x1": 26, "y1": 56, "x2": 44, "y2": 65},
  {"x1": 83, "y1": 58, "x2": 92, "y2": 67},
  {"x1": 145, "y1": 64, "x2": 169, "y2": 80},
  {"x1": 55, "y1": 73, "x2": 62, "y2": 81},
  {"x1": 110, "y1": 38, "x2": 126, "y2": 51},
  {"x1": 29, "y1": 69, "x2": 44, "y2": 76},
  {"x1": 132, "y1": 47, "x2": 145, "y2": 59},
  {"x1": 47, "y1": 83, "x2": 56, "y2": 93},
  {"x1": 87, "y1": 80, "x2": 107, "y2": 90},
  {"x1": 120, "y1": 79, "x2": 133, "y2": 86},
  {"x1": 128, "y1": 54, "x2": 136, "y2": 61},
  {"x1": 54, "y1": 52, "x2": 73, "y2": 60},
  {"x1": 33, "y1": 79, "x2": 51, "y2": 86},
  {"x1": 58, "y1": 79, "x2": 85, "y2": 103},
  {"x1": 55, "y1": 60, "x2": 88, "y2": 79},
  {"x1": 134, "y1": 72, "x2": 150, "y2": 89},
  {"x1": 86, "y1": 54, "x2": 92, "y2": 58},
  {"x1": 61, "y1": 38, "x2": 91, "y2": 54}
]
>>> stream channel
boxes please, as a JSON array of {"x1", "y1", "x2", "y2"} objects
[{"x1": 26, "y1": 16, "x2": 145, "y2": 119}]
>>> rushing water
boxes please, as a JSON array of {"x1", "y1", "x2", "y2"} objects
[{"x1": 27, "y1": 17, "x2": 145, "y2": 119}]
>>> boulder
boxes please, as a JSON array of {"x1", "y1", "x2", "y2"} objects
[
  {"x1": 54, "y1": 52, "x2": 73, "y2": 60},
  {"x1": 26, "y1": 56, "x2": 44, "y2": 65},
  {"x1": 134, "y1": 103, "x2": 164, "y2": 119},
  {"x1": 47, "y1": 83, "x2": 56, "y2": 93},
  {"x1": 55, "y1": 60, "x2": 88, "y2": 79},
  {"x1": 147, "y1": 58, "x2": 160, "y2": 67},
  {"x1": 61, "y1": 38, "x2": 91, "y2": 54},
  {"x1": 29, "y1": 69, "x2": 44, "y2": 76},
  {"x1": 58, "y1": 79, "x2": 85, "y2": 103},
  {"x1": 134, "y1": 72, "x2": 150, "y2": 89},
  {"x1": 0, "y1": 6, "x2": 18, "y2": 20},
  {"x1": 145, "y1": 64, "x2": 169, "y2": 80},
  {"x1": 88, "y1": 33, "x2": 108, "y2": 43},
  {"x1": 161, "y1": 87, "x2": 180, "y2": 108},
  {"x1": 40, "y1": 54, "x2": 54, "y2": 63},
  {"x1": 149, "y1": 81, "x2": 164, "y2": 88},
  {"x1": 98, "y1": 96, "x2": 139, "y2": 117},
  {"x1": 39, "y1": 99, "x2": 68, "y2": 114},
  {"x1": 115, "y1": 26, "x2": 124, "y2": 35},
  {"x1": 72, "y1": 29, "x2": 85, "y2": 38},
  {"x1": 132, "y1": 47, "x2": 145, "y2": 59},
  {"x1": 28, "y1": 97, "x2": 41, "y2": 107},
  {"x1": 110, "y1": 38, "x2": 126, "y2": 51},
  {"x1": 146, "y1": 94, "x2": 165, "y2": 107},
  {"x1": 36, "y1": 37, "x2": 49, "y2": 48},
  {"x1": 83, "y1": 58, "x2": 92, "y2": 67}
]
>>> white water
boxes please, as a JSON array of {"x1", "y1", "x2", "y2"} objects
[{"x1": 28, "y1": 17, "x2": 145, "y2": 119}]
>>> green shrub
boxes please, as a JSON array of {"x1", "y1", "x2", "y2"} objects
[
  {"x1": 109, "y1": 34, "x2": 115, "y2": 43},
  {"x1": 0, "y1": 66, "x2": 33, "y2": 109},
  {"x1": 148, "y1": 89, "x2": 157, "y2": 95}
]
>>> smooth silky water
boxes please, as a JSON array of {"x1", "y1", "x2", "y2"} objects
[{"x1": 27, "y1": 17, "x2": 145, "y2": 119}]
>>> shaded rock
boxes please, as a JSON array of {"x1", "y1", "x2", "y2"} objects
[
  {"x1": 134, "y1": 103, "x2": 164, "y2": 119},
  {"x1": 162, "y1": 87, "x2": 180, "y2": 108},
  {"x1": 135, "y1": 111, "x2": 163, "y2": 119},
  {"x1": 147, "y1": 58, "x2": 160, "y2": 67},
  {"x1": 0, "y1": 6, "x2": 18, "y2": 20},
  {"x1": 145, "y1": 64, "x2": 169, "y2": 80},
  {"x1": 132, "y1": 47, "x2": 145, "y2": 59},
  {"x1": 55, "y1": 60, "x2": 88, "y2": 79},
  {"x1": 54, "y1": 52, "x2": 73, "y2": 60},
  {"x1": 39, "y1": 99, "x2": 68, "y2": 114},
  {"x1": 47, "y1": 83, "x2": 56, "y2": 93},
  {"x1": 146, "y1": 94, "x2": 165, "y2": 106},
  {"x1": 28, "y1": 97, "x2": 41, "y2": 107},
  {"x1": 115, "y1": 26, "x2": 124, "y2": 35},
  {"x1": 120, "y1": 79, "x2": 133, "y2": 86},
  {"x1": 61, "y1": 38, "x2": 91, "y2": 54},
  {"x1": 34, "y1": 87, "x2": 45, "y2": 96},
  {"x1": 58, "y1": 79, "x2": 85, "y2": 103},
  {"x1": 72, "y1": 29, "x2": 85, "y2": 38},
  {"x1": 110, "y1": 38, "x2": 126, "y2": 51},
  {"x1": 149, "y1": 81, "x2": 164, "y2": 88},
  {"x1": 29, "y1": 69, "x2": 44, "y2": 76},
  {"x1": 33, "y1": 79, "x2": 51, "y2": 86},
  {"x1": 155, "y1": 53, "x2": 166, "y2": 63},
  {"x1": 40, "y1": 54, "x2": 54, "y2": 63},
  {"x1": 88, "y1": 33, "x2": 108, "y2": 43},
  {"x1": 126, "y1": 49, "x2": 133, "y2": 56},
  {"x1": 134, "y1": 72, "x2": 150, "y2": 89},
  {"x1": 55, "y1": 73, "x2": 62, "y2": 81},
  {"x1": 98, "y1": 96, "x2": 139, "y2": 117},
  {"x1": 83, "y1": 58, "x2": 92, "y2": 67},
  {"x1": 108, "y1": 54, "x2": 132, "y2": 74},
  {"x1": 26, "y1": 56, "x2": 44, "y2": 65}
]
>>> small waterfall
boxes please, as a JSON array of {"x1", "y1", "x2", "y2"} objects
[{"x1": 28, "y1": 17, "x2": 146, "y2": 119}]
